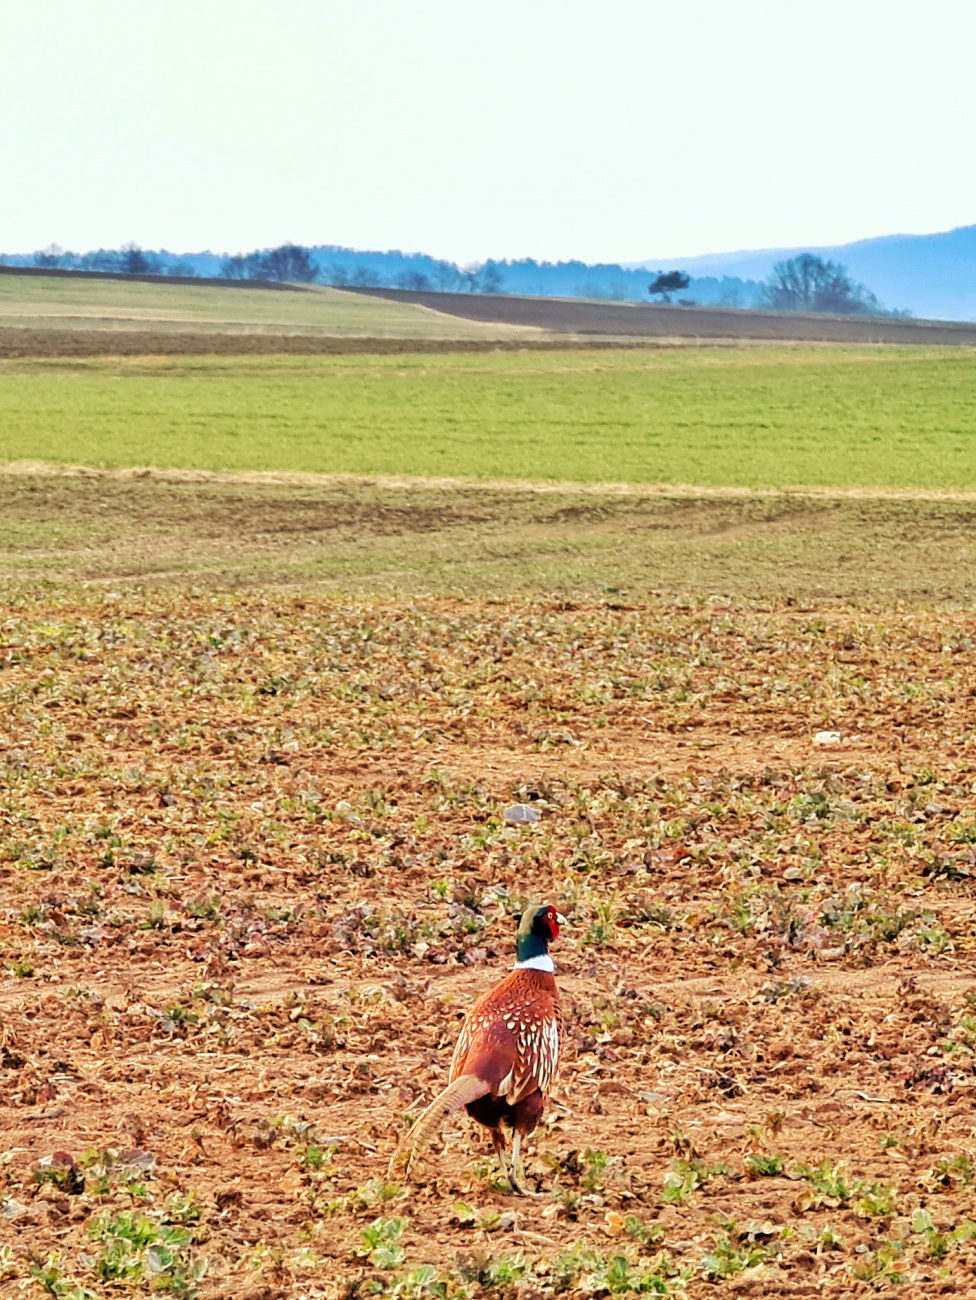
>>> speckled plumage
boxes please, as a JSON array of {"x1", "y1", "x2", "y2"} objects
[
  {"x1": 390, "y1": 902, "x2": 564, "y2": 1194},
  {"x1": 449, "y1": 967, "x2": 562, "y2": 1106}
]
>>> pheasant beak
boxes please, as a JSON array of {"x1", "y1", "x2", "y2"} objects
[{"x1": 556, "y1": 913, "x2": 567, "y2": 926}]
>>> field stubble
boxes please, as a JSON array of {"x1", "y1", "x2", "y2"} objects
[
  {"x1": 4, "y1": 592, "x2": 976, "y2": 1296},
  {"x1": 3, "y1": 470, "x2": 976, "y2": 605}
]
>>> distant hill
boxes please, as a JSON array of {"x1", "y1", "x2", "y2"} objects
[{"x1": 632, "y1": 225, "x2": 976, "y2": 322}]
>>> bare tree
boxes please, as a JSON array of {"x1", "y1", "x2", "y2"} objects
[
  {"x1": 758, "y1": 254, "x2": 881, "y2": 315},
  {"x1": 463, "y1": 263, "x2": 505, "y2": 294},
  {"x1": 480, "y1": 264, "x2": 504, "y2": 294},
  {"x1": 395, "y1": 270, "x2": 431, "y2": 291},
  {"x1": 79, "y1": 250, "x2": 122, "y2": 272},
  {"x1": 258, "y1": 244, "x2": 319, "y2": 283},
  {"x1": 430, "y1": 260, "x2": 464, "y2": 292},
  {"x1": 220, "y1": 244, "x2": 318, "y2": 283},
  {"x1": 119, "y1": 243, "x2": 160, "y2": 275},
  {"x1": 220, "y1": 254, "x2": 256, "y2": 279},
  {"x1": 33, "y1": 244, "x2": 69, "y2": 269},
  {"x1": 321, "y1": 264, "x2": 350, "y2": 287}
]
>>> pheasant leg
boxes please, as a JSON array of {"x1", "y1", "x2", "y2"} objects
[
  {"x1": 491, "y1": 1129, "x2": 518, "y2": 1192},
  {"x1": 509, "y1": 1129, "x2": 538, "y2": 1197}
]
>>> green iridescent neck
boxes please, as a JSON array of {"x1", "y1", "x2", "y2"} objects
[{"x1": 516, "y1": 927, "x2": 550, "y2": 964}]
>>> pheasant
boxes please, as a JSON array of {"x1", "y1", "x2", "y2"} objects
[{"x1": 390, "y1": 901, "x2": 564, "y2": 1195}]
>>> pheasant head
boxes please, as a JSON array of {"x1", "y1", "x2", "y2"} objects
[{"x1": 514, "y1": 901, "x2": 564, "y2": 971}]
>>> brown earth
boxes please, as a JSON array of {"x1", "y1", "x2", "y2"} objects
[
  {"x1": 0, "y1": 329, "x2": 645, "y2": 360},
  {"x1": 4, "y1": 594, "x2": 976, "y2": 1297},
  {"x1": 352, "y1": 287, "x2": 976, "y2": 346}
]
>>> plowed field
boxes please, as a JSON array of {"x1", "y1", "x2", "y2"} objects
[
  {"x1": 352, "y1": 288, "x2": 976, "y2": 347},
  {"x1": 4, "y1": 592, "x2": 976, "y2": 1297}
]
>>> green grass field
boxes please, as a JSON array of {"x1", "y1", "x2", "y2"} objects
[
  {"x1": 1, "y1": 345, "x2": 974, "y2": 488},
  {"x1": 0, "y1": 274, "x2": 528, "y2": 339}
]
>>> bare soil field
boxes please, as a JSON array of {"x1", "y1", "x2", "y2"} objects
[
  {"x1": 354, "y1": 288, "x2": 976, "y2": 347},
  {"x1": 0, "y1": 331, "x2": 589, "y2": 360},
  {"x1": 4, "y1": 591, "x2": 976, "y2": 1297}
]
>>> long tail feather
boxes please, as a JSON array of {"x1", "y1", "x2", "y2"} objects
[{"x1": 389, "y1": 1074, "x2": 490, "y2": 1178}]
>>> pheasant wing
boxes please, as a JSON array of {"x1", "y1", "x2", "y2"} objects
[
  {"x1": 449, "y1": 970, "x2": 561, "y2": 1102},
  {"x1": 508, "y1": 1014, "x2": 560, "y2": 1103}
]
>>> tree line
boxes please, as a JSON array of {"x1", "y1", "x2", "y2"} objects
[
  {"x1": 219, "y1": 245, "x2": 505, "y2": 293},
  {"x1": 3, "y1": 242, "x2": 906, "y2": 316},
  {"x1": 14, "y1": 242, "x2": 509, "y2": 294},
  {"x1": 3, "y1": 241, "x2": 756, "y2": 304},
  {"x1": 28, "y1": 243, "x2": 197, "y2": 277}
]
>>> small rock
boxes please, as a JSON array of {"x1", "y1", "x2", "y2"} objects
[
  {"x1": 820, "y1": 945, "x2": 846, "y2": 961},
  {"x1": 118, "y1": 1148, "x2": 155, "y2": 1173},
  {"x1": 783, "y1": 867, "x2": 803, "y2": 882},
  {"x1": 503, "y1": 803, "x2": 541, "y2": 825},
  {"x1": 334, "y1": 800, "x2": 363, "y2": 826},
  {"x1": 639, "y1": 1090, "x2": 669, "y2": 1105},
  {"x1": 813, "y1": 730, "x2": 842, "y2": 746},
  {"x1": 744, "y1": 1220, "x2": 779, "y2": 1239}
]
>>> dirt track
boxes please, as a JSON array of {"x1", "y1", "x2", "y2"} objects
[{"x1": 4, "y1": 594, "x2": 976, "y2": 1296}]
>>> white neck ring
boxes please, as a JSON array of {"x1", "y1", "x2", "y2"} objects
[{"x1": 514, "y1": 954, "x2": 555, "y2": 973}]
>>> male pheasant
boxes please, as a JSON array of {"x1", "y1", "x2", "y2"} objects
[{"x1": 390, "y1": 901, "x2": 564, "y2": 1195}]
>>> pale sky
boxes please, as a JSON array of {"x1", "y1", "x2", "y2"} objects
[{"x1": 2, "y1": 0, "x2": 974, "y2": 265}]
